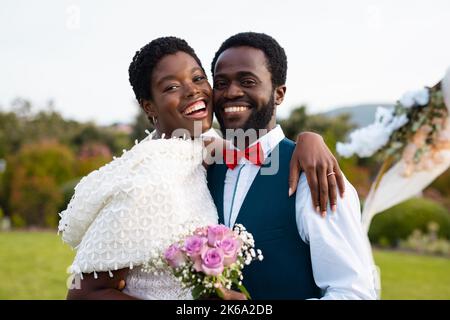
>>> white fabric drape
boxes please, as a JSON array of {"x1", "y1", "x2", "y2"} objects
[{"x1": 362, "y1": 67, "x2": 450, "y2": 232}]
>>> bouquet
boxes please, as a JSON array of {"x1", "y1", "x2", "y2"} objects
[{"x1": 143, "y1": 224, "x2": 263, "y2": 299}]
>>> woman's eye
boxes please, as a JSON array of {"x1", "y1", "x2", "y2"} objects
[
  {"x1": 164, "y1": 85, "x2": 179, "y2": 92},
  {"x1": 194, "y1": 75, "x2": 206, "y2": 82}
]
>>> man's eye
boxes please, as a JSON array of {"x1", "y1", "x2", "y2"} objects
[
  {"x1": 214, "y1": 81, "x2": 227, "y2": 89},
  {"x1": 242, "y1": 79, "x2": 256, "y2": 86}
]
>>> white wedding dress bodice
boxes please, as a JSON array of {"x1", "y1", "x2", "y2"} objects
[
  {"x1": 123, "y1": 268, "x2": 192, "y2": 300},
  {"x1": 58, "y1": 135, "x2": 218, "y2": 299}
]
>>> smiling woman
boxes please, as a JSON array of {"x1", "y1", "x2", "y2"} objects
[
  {"x1": 144, "y1": 52, "x2": 213, "y2": 136},
  {"x1": 129, "y1": 38, "x2": 213, "y2": 137}
]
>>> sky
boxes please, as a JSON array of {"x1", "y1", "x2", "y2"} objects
[{"x1": 1, "y1": 0, "x2": 449, "y2": 125}]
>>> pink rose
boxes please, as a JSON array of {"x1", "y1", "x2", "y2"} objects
[
  {"x1": 192, "y1": 255, "x2": 203, "y2": 272},
  {"x1": 184, "y1": 235, "x2": 207, "y2": 258},
  {"x1": 194, "y1": 226, "x2": 208, "y2": 237},
  {"x1": 164, "y1": 244, "x2": 186, "y2": 268},
  {"x1": 201, "y1": 247, "x2": 224, "y2": 276},
  {"x1": 217, "y1": 237, "x2": 241, "y2": 266},
  {"x1": 207, "y1": 225, "x2": 232, "y2": 247}
]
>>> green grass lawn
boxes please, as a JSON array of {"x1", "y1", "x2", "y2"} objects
[
  {"x1": 0, "y1": 231, "x2": 449, "y2": 299},
  {"x1": 374, "y1": 249, "x2": 450, "y2": 299},
  {"x1": 0, "y1": 231, "x2": 75, "y2": 299}
]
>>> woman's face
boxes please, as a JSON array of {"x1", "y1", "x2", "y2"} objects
[{"x1": 144, "y1": 51, "x2": 213, "y2": 137}]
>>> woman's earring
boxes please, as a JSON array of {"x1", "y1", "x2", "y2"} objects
[{"x1": 152, "y1": 116, "x2": 157, "y2": 125}]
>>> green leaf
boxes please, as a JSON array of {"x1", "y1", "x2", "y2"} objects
[
  {"x1": 237, "y1": 283, "x2": 252, "y2": 300},
  {"x1": 192, "y1": 285, "x2": 204, "y2": 300},
  {"x1": 231, "y1": 279, "x2": 252, "y2": 300},
  {"x1": 411, "y1": 121, "x2": 422, "y2": 132},
  {"x1": 215, "y1": 287, "x2": 225, "y2": 299}
]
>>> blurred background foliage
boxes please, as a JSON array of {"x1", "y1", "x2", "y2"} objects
[{"x1": 0, "y1": 99, "x2": 449, "y2": 254}]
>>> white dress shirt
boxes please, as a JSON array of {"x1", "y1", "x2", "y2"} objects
[{"x1": 222, "y1": 125, "x2": 379, "y2": 300}]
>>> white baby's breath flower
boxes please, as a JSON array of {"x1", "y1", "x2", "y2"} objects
[
  {"x1": 400, "y1": 91, "x2": 416, "y2": 108},
  {"x1": 414, "y1": 88, "x2": 430, "y2": 106},
  {"x1": 337, "y1": 107, "x2": 408, "y2": 158},
  {"x1": 400, "y1": 88, "x2": 429, "y2": 108},
  {"x1": 443, "y1": 67, "x2": 450, "y2": 109}
]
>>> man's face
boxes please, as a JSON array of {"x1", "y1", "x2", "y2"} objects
[{"x1": 213, "y1": 46, "x2": 283, "y2": 135}]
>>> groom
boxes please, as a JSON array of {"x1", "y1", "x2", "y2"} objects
[{"x1": 207, "y1": 32, "x2": 377, "y2": 299}]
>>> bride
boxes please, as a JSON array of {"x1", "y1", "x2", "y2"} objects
[{"x1": 59, "y1": 36, "x2": 344, "y2": 300}]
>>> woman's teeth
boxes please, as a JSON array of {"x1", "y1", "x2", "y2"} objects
[
  {"x1": 224, "y1": 106, "x2": 250, "y2": 113},
  {"x1": 183, "y1": 101, "x2": 206, "y2": 115}
]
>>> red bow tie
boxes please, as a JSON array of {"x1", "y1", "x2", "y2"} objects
[{"x1": 223, "y1": 142, "x2": 264, "y2": 170}]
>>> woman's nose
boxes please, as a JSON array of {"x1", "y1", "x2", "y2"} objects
[{"x1": 185, "y1": 82, "x2": 201, "y2": 98}]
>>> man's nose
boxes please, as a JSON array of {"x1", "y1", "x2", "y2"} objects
[{"x1": 224, "y1": 82, "x2": 244, "y2": 99}]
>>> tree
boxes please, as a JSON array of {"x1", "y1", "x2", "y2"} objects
[
  {"x1": 4, "y1": 141, "x2": 76, "y2": 227},
  {"x1": 131, "y1": 106, "x2": 153, "y2": 142},
  {"x1": 9, "y1": 168, "x2": 63, "y2": 227},
  {"x1": 279, "y1": 105, "x2": 356, "y2": 152},
  {"x1": 0, "y1": 111, "x2": 22, "y2": 157},
  {"x1": 279, "y1": 105, "x2": 375, "y2": 194}
]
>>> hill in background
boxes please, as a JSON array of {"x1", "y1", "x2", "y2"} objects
[{"x1": 321, "y1": 103, "x2": 394, "y2": 127}]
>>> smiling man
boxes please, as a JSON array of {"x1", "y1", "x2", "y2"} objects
[
  {"x1": 207, "y1": 32, "x2": 378, "y2": 299},
  {"x1": 213, "y1": 45, "x2": 280, "y2": 136}
]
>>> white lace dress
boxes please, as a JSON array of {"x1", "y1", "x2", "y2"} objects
[{"x1": 58, "y1": 136, "x2": 218, "y2": 299}]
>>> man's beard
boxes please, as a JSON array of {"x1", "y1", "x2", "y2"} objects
[{"x1": 217, "y1": 92, "x2": 275, "y2": 137}]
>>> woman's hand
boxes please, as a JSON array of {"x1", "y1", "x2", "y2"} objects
[
  {"x1": 202, "y1": 136, "x2": 231, "y2": 169},
  {"x1": 289, "y1": 132, "x2": 345, "y2": 217}
]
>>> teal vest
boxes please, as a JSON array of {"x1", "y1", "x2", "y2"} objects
[{"x1": 207, "y1": 138, "x2": 322, "y2": 299}]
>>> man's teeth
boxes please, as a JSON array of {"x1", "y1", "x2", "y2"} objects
[
  {"x1": 183, "y1": 101, "x2": 206, "y2": 115},
  {"x1": 224, "y1": 106, "x2": 250, "y2": 113}
]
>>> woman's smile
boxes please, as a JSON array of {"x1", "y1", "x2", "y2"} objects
[{"x1": 181, "y1": 99, "x2": 209, "y2": 120}]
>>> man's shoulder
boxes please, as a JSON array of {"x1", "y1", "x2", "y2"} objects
[
  {"x1": 280, "y1": 137, "x2": 295, "y2": 148},
  {"x1": 296, "y1": 173, "x2": 361, "y2": 218},
  {"x1": 276, "y1": 138, "x2": 296, "y2": 155}
]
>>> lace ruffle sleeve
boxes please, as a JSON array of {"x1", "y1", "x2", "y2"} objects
[{"x1": 59, "y1": 137, "x2": 216, "y2": 275}]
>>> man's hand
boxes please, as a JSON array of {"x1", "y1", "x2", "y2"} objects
[
  {"x1": 217, "y1": 287, "x2": 247, "y2": 300},
  {"x1": 289, "y1": 132, "x2": 345, "y2": 217}
]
